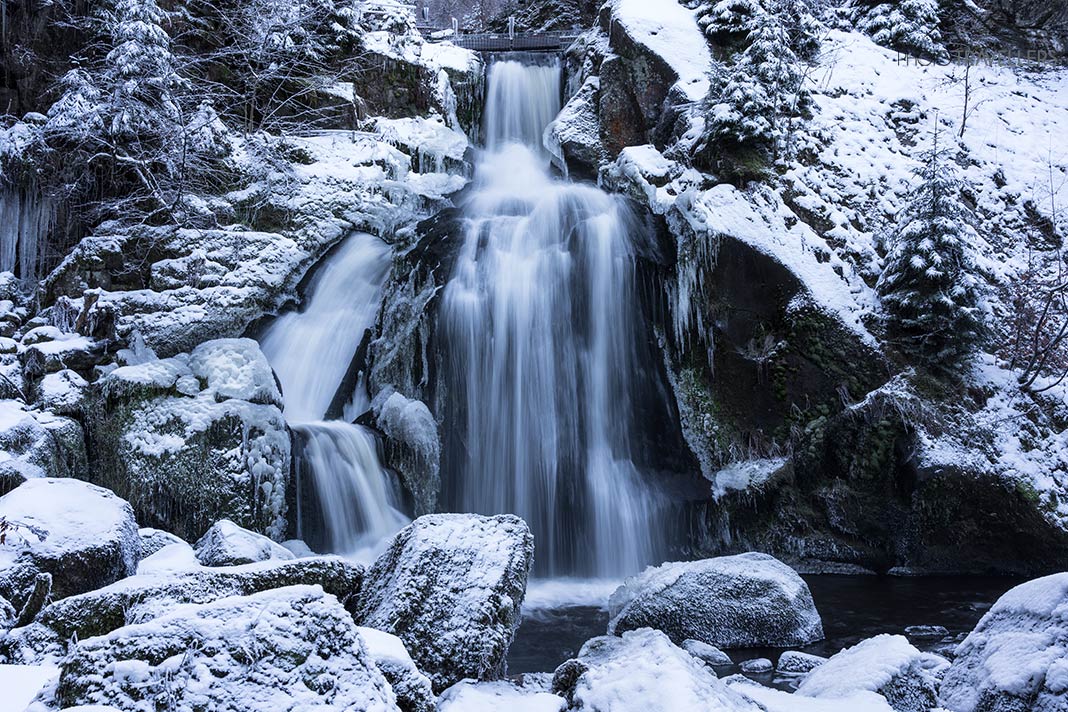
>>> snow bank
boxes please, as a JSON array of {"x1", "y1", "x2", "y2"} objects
[
  {"x1": 940, "y1": 573, "x2": 1068, "y2": 712},
  {"x1": 608, "y1": 552, "x2": 824, "y2": 648},
  {"x1": 727, "y1": 677, "x2": 896, "y2": 712},
  {"x1": 354, "y1": 513, "x2": 534, "y2": 691},
  {"x1": 439, "y1": 680, "x2": 564, "y2": 712},
  {"x1": 0, "y1": 664, "x2": 58, "y2": 712},
  {"x1": 358, "y1": 626, "x2": 437, "y2": 712}
]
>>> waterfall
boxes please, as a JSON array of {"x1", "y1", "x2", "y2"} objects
[
  {"x1": 260, "y1": 232, "x2": 408, "y2": 557},
  {"x1": 440, "y1": 57, "x2": 667, "y2": 578}
]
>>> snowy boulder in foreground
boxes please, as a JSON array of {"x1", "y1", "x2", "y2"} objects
[
  {"x1": 3, "y1": 555, "x2": 362, "y2": 664},
  {"x1": 940, "y1": 573, "x2": 1068, "y2": 712},
  {"x1": 354, "y1": 513, "x2": 534, "y2": 691},
  {"x1": 38, "y1": 586, "x2": 401, "y2": 712},
  {"x1": 137, "y1": 527, "x2": 186, "y2": 559},
  {"x1": 777, "y1": 650, "x2": 827, "y2": 674},
  {"x1": 358, "y1": 626, "x2": 436, "y2": 712},
  {"x1": 551, "y1": 628, "x2": 763, "y2": 712},
  {"x1": 797, "y1": 634, "x2": 948, "y2": 712},
  {"x1": 0, "y1": 478, "x2": 138, "y2": 608},
  {"x1": 440, "y1": 680, "x2": 564, "y2": 712},
  {"x1": 193, "y1": 519, "x2": 294, "y2": 567},
  {"x1": 607, "y1": 552, "x2": 824, "y2": 648},
  {"x1": 682, "y1": 638, "x2": 732, "y2": 666}
]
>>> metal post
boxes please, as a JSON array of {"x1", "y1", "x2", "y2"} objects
[
  {"x1": 508, "y1": 15, "x2": 515, "y2": 41},
  {"x1": 452, "y1": 17, "x2": 458, "y2": 35}
]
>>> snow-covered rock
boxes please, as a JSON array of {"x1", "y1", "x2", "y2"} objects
[
  {"x1": 547, "y1": 76, "x2": 606, "y2": 179},
  {"x1": 740, "y1": 658, "x2": 773, "y2": 673},
  {"x1": 0, "y1": 400, "x2": 86, "y2": 486},
  {"x1": 136, "y1": 541, "x2": 200, "y2": 575},
  {"x1": 551, "y1": 628, "x2": 763, "y2": 712},
  {"x1": 939, "y1": 573, "x2": 1068, "y2": 712},
  {"x1": 607, "y1": 553, "x2": 824, "y2": 648},
  {"x1": 797, "y1": 634, "x2": 949, "y2": 712},
  {"x1": 372, "y1": 389, "x2": 440, "y2": 517},
  {"x1": 358, "y1": 626, "x2": 436, "y2": 712},
  {"x1": 193, "y1": 519, "x2": 293, "y2": 567},
  {"x1": 37, "y1": 586, "x2": 401, "y2": 712},
  {"x1": 354, "y1": 513, "x2": 534, "y2": 691},
  {"x1": 777, "y1": 650, "x2": 827, "y2": 674},
  {"x1": 0, "y1": 478, "x2": 138, "y2": 609},
  {"x1": 439, "y1": 680, "x2": 565, "y2": 712},
  {"x1": 137, "y1": 528, "x2": 186, "y2": 560},
  {"x1": 90, "y1": 347, "x2": 290, "y2": 541},
  {"x1": 2, "y1": 556, "x2": 362, "y2": 664},
  {"x1": 187, "y1": 338, "x2": 282, "y2": 406},
  {"x1": 682, "y1": 638, "x2": 732, "y2": 666}
]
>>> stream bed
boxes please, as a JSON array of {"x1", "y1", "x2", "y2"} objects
[{"x1": 508, "y1": 575, "x2": 1022, "y2": 689}]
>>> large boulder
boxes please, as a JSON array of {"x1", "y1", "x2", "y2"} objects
[
  {"x1": 353, "y1": 513, "x2": 534, "y2": 692},
  {"x1": 193, "y1": 519, "x2": 294, "y2": 567},
  {"x1": 36, "y1": 586, "x2": 401, "y2": 712},
  {"x1": 607, "y1": 553, "x2": 824, "y2": 648},
  {"x1": 3, "y1": 556, "x2": 362, "y2": 664},
  {"x1": 939, "y1": 573, "x2": 1068, "y2": 712},
  {"x1": 88, "y1": 340, "x2": 290, "y2": 541},
  {"x1": 0, "y1": 478, "x2": 138, "y2": 609},
  {"x1": 797, "y1": 634, "x2": 948, "y2": 712},
  {"x1": 551, "y1": 628, "x2": 763, "y2": 712}
]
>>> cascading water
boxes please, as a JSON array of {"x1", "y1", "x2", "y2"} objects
[
  {"x1": 441, "y1": 56, "x2": 667, "y2": 578},
  {"x1": 260, "y1": 232, "x2": 408, "y2": 557}
]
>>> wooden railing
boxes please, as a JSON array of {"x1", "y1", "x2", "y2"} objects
[{"x1": 425, "y1": 30, "x2": 580, "y2": 52}]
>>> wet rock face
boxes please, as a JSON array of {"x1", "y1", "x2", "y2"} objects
[
  {"x1": 354, "y1": 513, "x2": 534, "y2": 692},
  {"x1": 0, "y1": 478, "x2": 139, "y2": 610},
  {"x1": 940, "y1": 573, "x2": 1068, "y2": 712},
  {"x1": 41, "y1": 586, "x2": 400, "y2": 712},
  {"x1": 607, "y1": 552, "x2": 824, "y2": 649}
]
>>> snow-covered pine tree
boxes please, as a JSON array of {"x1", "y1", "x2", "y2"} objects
[
  {"x1": 102, "y1": 0, "x2": 184, "y2": 140},
  {"x1": 877, "y1": 129, "x2": 986, "y2": 375},
  {"x1": 777, "y1": 0, "x2": 825, "y2": 61},
  {"x1": 847, "y1": 0, "x2": 949, "y2": 61},
  {"x1": 691, "y1": 0, "x2": 766, "y2": 52}
]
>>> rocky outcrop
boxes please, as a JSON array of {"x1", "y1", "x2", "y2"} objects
[
  {"x1": 940, "y1": 573, "x2": 1068, "y2": 712},
  {"x1": 0, "y1": 478, "x2": 138, "y2": 609},
  {"x1": 2, "y1": 555, "x2": 362, "y2": 664},
  {"x1": 193, "y1": 519, "x2": 294, "y2": 567},
  {"x1": 551, "y1": 628, "x2": 763, "y2": 712},
  {"x1": 548, "y1": 76, "x2": 607, "y2": 180},
  {"x1": 797, "y1": 634, "x2": 948, "y2": 712},
  {"x1": 39, "y1": 585, "x2": 400, "y2": 712},
  {"x1": 86, "y1": 339, "x2": 290, "y2": 542},
  {"x1": 607, "y1": 552, "x2": 824, "y2": 648},
  {"x1": 354, "y1": 514, "x2": 534, "y2": 691}
]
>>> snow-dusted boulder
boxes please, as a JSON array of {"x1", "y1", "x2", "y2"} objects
[
  {"x1": 137, "y1": 528, "x2": 186, "y2": 559},
  {"x1": 193, "y1": 519, "x2": 293, "y2": 567},
  {"x1": 797, "y1": 634, "x2": 948, "y2": 712},
  {"x1": 551, "y1": 628, "x2": 763, "y2": 712},
  {"x1": 3, "y1": 556, "x2": 362, "y2": 664},
  {"x1": 682, "y1": 638, "x2": 732, "y2": 666},
  {"x1": 354, "y1": 513, "x2": 534, "y2": 691},
  {"x1": 372, "y1": 389, "x2": 440, "y2": 517},
  {"x1": 0, "y1": 401, "x2": 86, "y2": 487},
  {"x1": 0, "y1": 479, "x2": 138, "y2": 609},
  {"x1": 358, "y1": 626, "x2": 436, "y2": 712},
  {"x1": 39, "y1": 586, "x2": 401, "y2": 712},
  {"x1": 940, "y1": 573, "x2": 1068, "y2": 712},
  {"x1": 607, "y1": 553, "x2": 824, "y2": 648},
  {"x1": 187, "y1": 338, "x2": 282, "y2": 406},
  {"x1": 89, "y1": 346, "x2": 290, "y2": 541},
  {"x1": 777, "y1": 650, "x2": 827, "y2": 674}
]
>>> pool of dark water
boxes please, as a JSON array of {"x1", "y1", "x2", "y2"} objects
[{"x1": 507, "y1": 575, "x2": 1022, "y2": 688}]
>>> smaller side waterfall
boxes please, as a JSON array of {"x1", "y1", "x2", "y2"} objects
[{"x1": 260, "y1": 232, "x2": 408, "y2": 557}]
